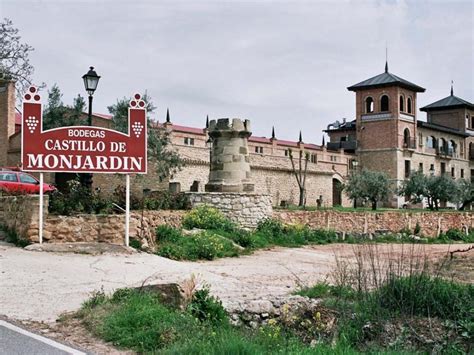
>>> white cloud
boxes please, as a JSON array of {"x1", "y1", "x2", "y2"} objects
[{"x1": 2, "y1": 0, "x2": 473, "y2": 144}]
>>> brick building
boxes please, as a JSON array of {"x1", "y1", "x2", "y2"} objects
[
  {"x1": 326, "y1": 62, "x2": 474, "y2": 207},
  {"x1": 1, "y1": 62, "x2": 473, "y2": 208}
]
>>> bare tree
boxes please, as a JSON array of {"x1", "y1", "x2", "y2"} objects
[
  {"x1": 288, "y1": 148, "x2": 309, "y2": 207},
  {"x1": 0, "y1": 18, "x2": 35, "y2": 97}
]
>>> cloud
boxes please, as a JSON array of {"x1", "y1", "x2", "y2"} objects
[{"x1": 3, "y1": 0, "x2": 473, "y2": 144}]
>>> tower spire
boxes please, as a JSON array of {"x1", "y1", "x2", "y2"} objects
[
  {"x1": 385, "y1": 45, "x2": 388, "y2": 73},
  {"x1": 322, "y1": 135, "x2": 325, "y2": 147},
  {"x1": 271, "y1": 126, "x2": 275, "y2": 140},
  {"x1": 166, "y1": 108, "x2": 170, "y2": 123},
  {"x1": 450, "y1": 80, "x2": 454, "y2": 96},
  {"x1": 206, "y1": 114, "x2": 209, "y2": 128},
  {"x1": 298, "y1": 130, "x2": 303, "y2": 143}
]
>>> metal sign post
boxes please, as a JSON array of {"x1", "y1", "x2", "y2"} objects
[
  {"x1": 125, "y1": 174, "x2": 130, "y2": 247},
  {"x1": 39, "y1": 173, "x2": 44, "y2": 244}
]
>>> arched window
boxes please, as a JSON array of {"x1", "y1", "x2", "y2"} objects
[
  {"x1": 399, "y1": 95, "x2": 405, "y2": 112},
  {"x1": 407, "y1": 97, "x2": 412, "y2": 114},
  {"x1": 448, "y1": 140, "x2": 456, "y2": 155},
  {"x1": 403, "y1": 128, "x2": 410, "y2": 147},
  {"x1": 426, "y1": 136, "x2": 436, "y2": 149},
  {"x1": 439, "y1": 138, "x2": 446, "y2": 153},
  {"x1": 365, "y1": 97, "x2": 374, "y2": 113},
  {"x1": 380, "y1": 95, "x2": 389, "y2": 112}
]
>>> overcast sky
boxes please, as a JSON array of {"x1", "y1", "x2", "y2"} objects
[{"x1": 2, "y1": 0, "x2": 473, "y2": 144}]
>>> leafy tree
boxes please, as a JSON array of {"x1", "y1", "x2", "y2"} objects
[
  {"x1": 344, "y1": 169, "x2": 391, "y2": 210},
  {"x1": 424, "y1": 174, "x2": 457, "y2": 210},
  {"x1": 42, "y1": 84, "x2": 86, "y2": 130},
  {"x1": 453, "y1": 179, "x2": 473, "y2": 210},
  {"x1": 288, "y1": 148, "x2": 309, "y2": 207},
  {"x1": 398, "y1": 170, "x2": 427, "y2": 204},
  {"x1": 0, "y1": 18, "x2": 35, "y2": 97},
  {"x1": 107, "y1": 95, "x2": 183, "y2": 181}
]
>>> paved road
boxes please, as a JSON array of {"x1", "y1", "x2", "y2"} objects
[{"x1": 0, "y1": 320, "x2": 86, "y2": 355}]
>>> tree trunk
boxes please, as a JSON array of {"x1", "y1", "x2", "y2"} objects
[
  {"x1": 298, "y1": 187, "x2": 305, "y2": 207},
  {"x1": 371, "y1": 200, "x2": 377, "y2": 210}
]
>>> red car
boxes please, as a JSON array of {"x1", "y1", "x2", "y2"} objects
[{"x1": 0, "y1": 169, "x2": 56, "y2": 194}]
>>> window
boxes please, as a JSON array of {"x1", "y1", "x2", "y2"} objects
[
  {"x1": 184, "y1": 137, "x2": 194, "y2": 146},
  {"x1": 403, "y1": 128, "x2": 410, "y2": 147},
  {"x1": 404, "y1": 160, "x2": 411, "y2": 178},
  {"x1": 19, "y1": 174, "x2": 37, "y2": 184},
  {"x1": 430, "y1": 164, "x2": 435, "y2": 174},
  {"x1": 380, "y1": 95, "x2": 389, "y2": 112},
  {"x1": 255, "y1": 146, "x2": 263, "y2": 154},
  {"x1": 310, "y1": 154, "x2": 317, "y2": 163},
  {"x1": 426, "y1": 136, "x2": 436, "y2": 149},
  {"x1": 0, "y1": 173, "x2": 18, "y2": 182},
  {"x1": 471, "y1": 115, "x2": 474, "y2": 129},
  {"x1": 365, "y1": 97, "x2": 374, "y2": 113},
  {"x1": 451, "y1": 167, "x2": 455, "y2": 178},
  {"x1": 471, "y1": 170, "x2": 474, "y2": 184},
  {"x1": 330, "y1": 155, "x2": 338, "y2": 162},
  {"x1": 284, "y1": 150, "x2": 289, "y2": 157},
  {"x1": 407, "y1": 97, "x2": 412, "y2": 114},
  {"x1": 441, "y1": 162, "x2": 446, "y2": 175},
  {"x1": 439, "y1": 138, "x2": 447, "y2": 153},
  {"x1": 419, "y1": 163, "x2": 423, "y2": 172},
  {"x1": 461, "y1": 169, "x2": 464, "y2": 179},
  {"x1": 448, "y1": 140, "x2": 456, "y2": 156},
  {"x1": 399, "y1": 95, "x2": 404, "y2": 112}
]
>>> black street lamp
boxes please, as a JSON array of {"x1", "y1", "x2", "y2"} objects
[
  {"x1": 82, "y1": 66, "x2": 100, "y2": 126},
  {"x1": 80, "y1": 66, "x2": 100, "y2": 189}
]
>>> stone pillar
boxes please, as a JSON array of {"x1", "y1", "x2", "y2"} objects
[
  {"x1": 0, "y1": 80, "x2": 16, "y2": 166},
  {"x1": 205, "y1": 118, "x2": 254, "y2": 193}
]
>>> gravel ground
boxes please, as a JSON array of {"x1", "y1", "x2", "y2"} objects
[{"x1": 0, "y1": 241, "x2": 471, "y2": 323}]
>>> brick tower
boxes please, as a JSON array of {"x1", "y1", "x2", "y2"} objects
[
  {"x1": 0, "y1": 79, "x2": 16, "y2": 166},
  {"x1": 347, "y1": 62, "x2": 425, "y2": 207}
]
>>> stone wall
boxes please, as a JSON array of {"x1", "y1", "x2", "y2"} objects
[
  {"x1": 187, "y1": 192, "x2": 272, "y2": 228},
  {"x1": 0, "y1": 195, "x2": 185, "y2": 245},
  {"x1": 274, "y1": 210, "x2": 473, "y2": 237},
  {"x1": 0, "y1": 195, "x2": 46, "y2": 240}
]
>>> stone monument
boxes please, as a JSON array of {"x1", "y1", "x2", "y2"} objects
[
  {"x1": 186, "y1": 118, "x2": 272, "y2": 229},
  {"x1": 205, "y1": 118, "x2": 254, "y2": 193}
]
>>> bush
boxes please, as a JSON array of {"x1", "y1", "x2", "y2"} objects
[
  {"x1": 0, "y1": 225, "x2": 30, "y2": 247},
  {"x1": 156, "y1": 225, "x2": 183, "y2": 243},
  {"x1": 182, "y1": 205, "x2": 235, "y2": 231},
  {"x1": 256, "y1": 218, "x2": 285, "y2": 237},
  {"x1": 187, "y1": 288, "x2": 228, "y2": 326},
  {"x1": 143, "y1": 191, "x2": 191, "y2": 210},
  {"x1": 156, "y1": 231, "x2": 240, "y2": 261},
  {"x1": 129, "y1": 238, "x2": 141, "y2": 250},
  {"x1": 375, "y1": 273, "x2": 473, "y2": 320},
  {"x1": 49, "y1": 179, "x2": 113, "y2": 215}
]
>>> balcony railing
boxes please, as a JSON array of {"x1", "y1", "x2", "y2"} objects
[
  {"x1": 436, "y1": 147, "x2": 454, "y2": 158},
  {"x1": 403, "y1": 138, "x2": 416, "y2": 150},
  {"x1": 327, "y1": 140, "x2": 358, "y2": 151}
]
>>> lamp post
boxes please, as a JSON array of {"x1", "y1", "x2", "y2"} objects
[
  {"x1": 82, "y1": 66, "x2": 101, "y2": 126},
  {"x1": 352, "y1": 160, "x2": 359, "y2": 208},
  {"x1": 81, "y1": 67, "x2": 100, "y2": 189}
]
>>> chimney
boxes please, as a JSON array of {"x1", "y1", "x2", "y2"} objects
[{"x1": 0, "y1": 80, "x2": 16, "y2": 166}]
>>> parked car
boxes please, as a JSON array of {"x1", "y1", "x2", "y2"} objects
[{"x1": 0, "y1": 169, "x2": 56, "y2": 194}]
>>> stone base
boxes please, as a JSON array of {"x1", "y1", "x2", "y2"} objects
[{"x1": 186, "y1": 192, "x2": 272, "y2": 229}]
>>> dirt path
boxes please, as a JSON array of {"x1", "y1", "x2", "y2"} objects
[{"x1": 1, "y1": 242, "x2": 471, "y2": 323}]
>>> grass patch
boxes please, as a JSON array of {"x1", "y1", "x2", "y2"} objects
[
  {"x1": 297, "y1": 244, "x2": 473, "y2": 353},
  {"x1": 76, "y1": 287, "x2": 353, "y2": 354},
  {"x1": 156, "y1": 225, "x2": 240, "y2": 261}
]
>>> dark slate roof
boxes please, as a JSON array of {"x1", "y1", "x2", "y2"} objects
[
  {"x1": 420, "y1": 94, "x2": 474, "y2": 112},
  {"x1": 417, "y1": 121, "x2": 469, "y2": 137},
  {"x1": 347, "y1": 64, "x2": 425, "y2": 92}
]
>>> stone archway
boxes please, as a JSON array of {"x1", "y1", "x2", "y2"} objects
[{"x1": 332, "y1": 178, "x2": 343, "y2": 207}]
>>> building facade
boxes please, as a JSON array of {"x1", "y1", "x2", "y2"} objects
[{"x1": 1, "y1": 62, "x2": 473, "y2": 208}]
